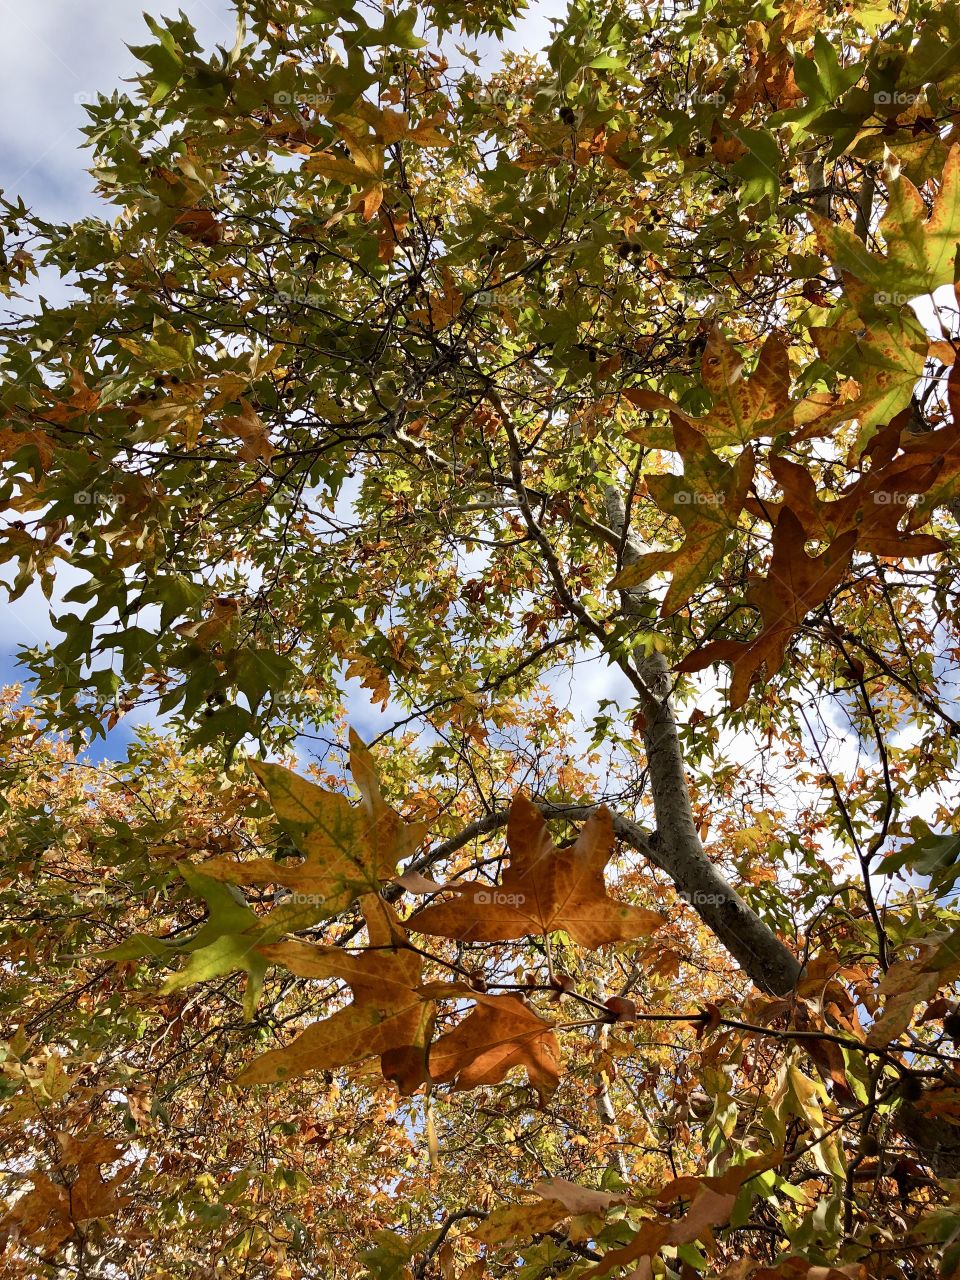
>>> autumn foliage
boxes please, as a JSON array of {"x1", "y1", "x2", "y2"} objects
[{"x1": 2, "y1": 0, "x2": 960, "y2": 1276}]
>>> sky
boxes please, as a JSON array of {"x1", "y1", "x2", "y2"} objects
[
  {"x1": 0, "y1": 0, "x2": 570, "y2": 759},
  {"x1": 0, "y1": 1, "x2": 238, "y2": 222},
  {"x1": 0, "y1": 2, "x2": 234, "y2": 757}
]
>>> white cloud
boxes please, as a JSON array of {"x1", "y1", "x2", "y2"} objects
[{"x1": 0, "y1": 0, "x2": 235, "y2": 220}]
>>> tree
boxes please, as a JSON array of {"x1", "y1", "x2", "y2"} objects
[{"x1": 2, "y1": 0, "x2": 960, "y2": 1274}]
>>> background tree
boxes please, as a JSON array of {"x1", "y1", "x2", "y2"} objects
[{"x1": 2, "y1": 0, "x2": 960, "y2": 1275}]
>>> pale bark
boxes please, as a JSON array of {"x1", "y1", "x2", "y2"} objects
[{"x1": 603, "y1": 486, "x2": 802, "y2": 997}]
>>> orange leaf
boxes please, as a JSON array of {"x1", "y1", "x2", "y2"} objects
[
  {"x1": 428, "y1": 993, "x2": 561, "y2": 1096},
  {"x1": 679, "y1": 509, "x2": 856, "y2": 707},
  {"x1": 410, "y1": 795, "x2": 664, "y2": 947}
]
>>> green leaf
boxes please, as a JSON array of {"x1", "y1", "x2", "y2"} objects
[
  {"x1": 813, "y1": 146, "x2": 960, "y2": 297},
  {"x1": 878, "y1": 829, "x2": 960, "y2": 895},
  {"x1": 732, "y1": 127, "x2": 781, "y2": 208}
]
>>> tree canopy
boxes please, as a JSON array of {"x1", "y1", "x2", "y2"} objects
[{"x1": 2, "y1": 0, "x2": 960, "y2": 1275}]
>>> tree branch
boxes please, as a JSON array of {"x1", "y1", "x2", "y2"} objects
[{"x1": 603, "y1": 486, "x2": 803, "y2": 996}]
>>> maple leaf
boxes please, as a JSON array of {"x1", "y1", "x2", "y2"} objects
[
  {"x1": 172, "y1": 207, "x2": 222, "y2": 245},
  {"x1": 471, "y1": 1199, "x2": 575, "y2": 1246},
  {"x1": 344, "y1": 654, "x2": 392, "y2": 710},
  {"x1": 218, "y1": 399, "x2": 275, "y2": 464},
  {"x1": 174, "y1": 594, "x2": 242, "y2": 650},
  {"x1": 0, "y1": 1173, "x2": 72, "y2": 1255},
  {"x1": 0, "y1": 423, "x2": 56, "y2": 468},
  {"x1": 103, "y1": 866, "x2": 274, "y2": 1020},
  {"x1": 746, "y1": 450, "x2": 946, "y2": 559},
  {"x1": 332, "y1": 99, "x2": 451, "y2": 150},
  {"x1": 410, "y1": 265, "x2": 463, "y2": 331},
  {"x1": 870, "y1": 371, "x2": 960, "y2": 525},
  {"x1": 428, "y1": 993, "x2": 561, "y2": 1096},
  {"x1": 367, "y1": 105, "x2": 452, "y2": 148},
  {"x1": 472, "y1": 1179, "x2": 629, "y2": 1245},
  {"x1": 865, "y1": 933, "x2": 960, "y2": 1048},
  {"x1": 679, "y1": 508, "x2": 857, "y2": 707},
  {"x1": 377, "y1": 207, "x2": 410, "y2": 263},
  {"x1": 409, "y1": 795, "x2": 663, "y2": 947},
  {"x1": 812, "y1": 145, "x2": 960, "y2": 297},
  {"x1": 305, "y1": 124, "x2": 384, "y2": 221},
  {"x1": 611, "y1": 419, "x2": 755, "y2": 613},
  {"x1": 624, "y1": 329, "x2": 793, "y2": 449},
  {"x1": 1, "y1": 1134, "x2": 133, "y2": 1255},
  {"x1": 236, "y1": 897, "x2": 432, "y2": 1092},
  {"x1": 199, "y1": 729, "x2": 427, "y2": 916},
  {"x1": 158, "y1": 870, "x2": 277, "y2": 1019},
  {"x1": 55, "y1": 1133, "x2": 134, "y2": 1222},
  {"x1": 39, "y1": 367, "x2": 100, "y2": 424},
  {"x1": 581, "y1": 1153, "x2": 781, "y2": 1277},
  {"x1": 808, "y1": 311, "x2": 929, "y2": 449},
  {"x1": 104, "y1": 736, "x2": 427, "y2": 1017},
  {"x1": 865, "y1": 959, "x2": 940, "y2": 1048}
]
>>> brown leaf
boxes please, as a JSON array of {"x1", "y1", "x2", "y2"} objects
[
  {"x1": 582, "y1": 1152, "x2": 782, "y2": 1277},
  {"x1": 172, "y1": 207, "x2": 222, "y2": 245},
  {"x1": 377, "y1": 208, "x2": 410, "y2": 262},
  {"x1": 0, "y1": 1173, "x2": 71, "y2": 1254},
  {"x1": 410, "y1": 266, "x2": 463, "y2": 330},
  {"x1": 218, "y1": 399, "x2": 275, "y2": 464},
  {"x1": 410, "y1": 795, "x2": 663, "y2": 947},
  {"x1": 679, "y1": 509, "x2": 857, "y2": 707},
  {"x1": 1, "y1": 1132, "x2": 135, "y2": 1254},
  {"x1": 531, "y1": 1179, "x2": 628, "y2": 1217},
  {"x1": 625, "y1": 330, "x2": 793, "y2": 450},
  {"x1": 865, "y1": 960, "x2": 939, "y2": 1048},
  {"x1": 604, "y1": 996, "x2": 637, "y2": 1023},
  {"x1": 428, "y1": 993, "x2": 562, "y2": 1096},
  {"x1": 236, "y1": 898, "x2": 433, "y2": 1091},
  {"x1": 745, "y1": 449, "x2": 946, "y2": 559},
  {"x1": 41, "y1": 367, "x2": 101, "y2": 424},
  {"x1": 393, "y1": 868, "x2": 447, "y2": 894}
]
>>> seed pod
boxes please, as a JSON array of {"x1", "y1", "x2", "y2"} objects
[{"x1": 898, "y1": 1073, "x2": 924, "y2": 1102}]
